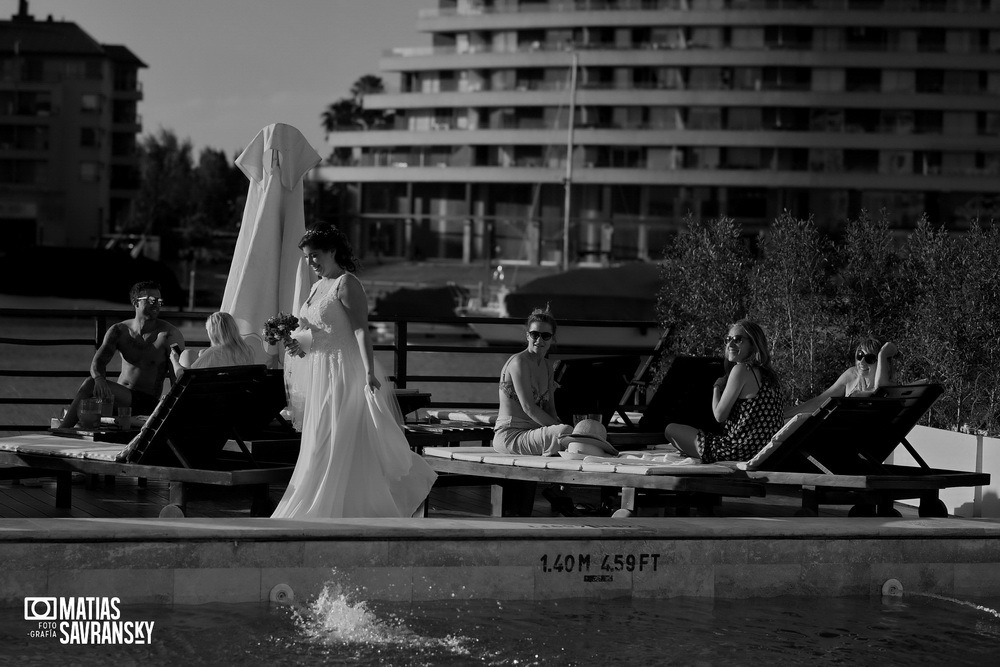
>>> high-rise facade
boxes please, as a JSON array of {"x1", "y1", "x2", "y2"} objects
[
  {"x1": 0, "y1": 1, "x2": 145, "y2": 249},
  {"x1": 319, "y1": 0, "x2": 1000, "y2": 265}
]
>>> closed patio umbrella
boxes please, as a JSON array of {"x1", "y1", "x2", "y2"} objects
[{"x1": 221, "y1": 123, "x2": 321, "y2": 363}]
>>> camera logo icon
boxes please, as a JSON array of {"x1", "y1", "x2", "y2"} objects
[{"x1": 24, "y1": 597, "x2": 57, "y2": 621}]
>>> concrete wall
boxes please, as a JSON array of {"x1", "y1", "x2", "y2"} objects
[
  {"x1": 890, "y1": 425, "x2": 1000, "y2": 518},
  {"x1": 2, "y1": 517, "x2": 1000, "y2": 606}
]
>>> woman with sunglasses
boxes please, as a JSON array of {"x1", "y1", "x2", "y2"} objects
[
  {"x1": 784, "y1": 336, "x2": 898, "y2": 418},
  {"x1": 493, "y1": 307, "x2": 573, "y2": 456},
  {"x1": 664, "y1": 319, "x2": 784, "y2": 463}
]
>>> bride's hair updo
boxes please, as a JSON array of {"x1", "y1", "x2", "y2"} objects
[{"x1": 298, "y1": 225, "x2": 359, "y2": 273}]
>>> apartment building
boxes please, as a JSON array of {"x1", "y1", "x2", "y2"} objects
[
  {"x1": 319, "y1": 0, "x2": 1000, "y2": 264},
  {"x1": 0, "y1": 0, "x2": 144, "y2": 249}
]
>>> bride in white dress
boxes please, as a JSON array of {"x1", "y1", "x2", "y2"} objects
[{"x1": 272, "y1": 226, "x2": 436, "y2": 519}]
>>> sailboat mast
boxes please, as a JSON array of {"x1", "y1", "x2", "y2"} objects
[{"x1": 562, "y1": 50, "x2": 578, "y2": 272}]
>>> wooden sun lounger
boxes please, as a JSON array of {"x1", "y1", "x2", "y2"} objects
[
  {"x1": 404, "y1": 422, "x2": 495, "y2": 452},
  {"x1": 0, "y1": 365, "x2": 296, "y2": 517},
  {"x1": 740, "y1": 383, "x2": 990, "y2": 517},
  {"x1": 422, "y1": 446, "x2": 765, "y2": 517}
]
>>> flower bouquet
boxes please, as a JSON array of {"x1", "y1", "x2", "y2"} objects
[{"x1": 262, "y1": 313, "x2": 299, "y2": 346}]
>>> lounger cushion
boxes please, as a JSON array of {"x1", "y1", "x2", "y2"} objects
[
  {"x1": 423, "y1": 446, "x2": 734, "y2": 475},
  {"x1": 0, "y1": 435, "x2": 123, "y2": 461},
  {"x1": 425, "y1": 409, "x2": 498, "y2": 425}
]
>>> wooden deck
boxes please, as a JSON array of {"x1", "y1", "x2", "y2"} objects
[{"x1": 0, "y1": 473, "x2": 920, "y2": 519}]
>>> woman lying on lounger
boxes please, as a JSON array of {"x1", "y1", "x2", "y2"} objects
[
  {"x1": 664, "y1": 319, "x2": 784, "y2": 464},
  {"x1": 784, "y1": 336, "x2": 898, "y2": 419},
  {"x1": 493, "y1": 307, "x2": 573, "y2": 457},
  {"x1": 169, "y1": 312, "x2": 257, "y2": 378}
]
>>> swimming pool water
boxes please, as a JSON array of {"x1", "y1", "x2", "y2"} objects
[{"x1": 2, "y1": 589, "x2": 998, "y2": 666}]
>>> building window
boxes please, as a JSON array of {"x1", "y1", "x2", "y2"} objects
[
  {"x1": 810, "y1": 108, "x2": 844, "y2": 132},
  {"x1": 941, "y1": 152, "x2": 977, "y2": 175},
  {"x1": 81, "y1": 94, "x2": 101, "y2": 114},
  {"x1": 731, "y1": 27, "x2": 764, "y2": 49},
  {"x1": 880, "y1": 151, "x2": 914, "y2": 174},
  {"x1": 943, "y1": 70, "x2": 980, "y2": 94},
  {"x1": 80, "y1": 127, "x2": 99, "y2": 148},
  {"x1": 844, "y1": 150, "x2": 880, "y2": 173},
  {"x1": 809, "y1": 149, "x2": 844, "y2": 172},
  {"x1": 882, "y1": 70, "x2": 915, "y2": 93},
  {"x1": 687, "y1": 107, "x2": 722, "y2": 130},
  {"x1": 846, "y1": 27, "x2": 888, "y2": 51},
  {"x1": 727, "y1": 108, "x2": 762, "y2": 131},
  {"x1": 687, "y1": 147, "x2": 720, "y2": 169},
  {"x1": 943, "y1": 112, "x2": 977, "y2": 135},
  {"x1": 882, "y1": 110, "x2": 915, "y2": 134},
  {"x1": 845, "y1": 69, "x2": 881, "y2": 92},
  {"x1": 85, "y1": 59, "x2": 103, "y2": 80},
  {"x1": 917, "y1": 28, "x2": 946, "y2": 52},
  {"x1": 812, "y1": 68, "x2": 844, "y2": 92},
  {"x1": 725, "y1": 147, "x2": 762, "y2": 169},
  {"x1": 80, "y1": 162, "x2": 100, "y2": 182}
]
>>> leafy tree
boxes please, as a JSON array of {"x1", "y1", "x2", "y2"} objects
[
  {"x1": 750, "y1": 212, "x2": 837, "y2": 403},
  {"x1": 304, "y1": 180, "x2": 356, "y2": 230},
  {"x1": 321, "y1": 74, "x2": 394, "y2": 164},
  {"x1": 126, "y1": 129, "x2": 246, "y2": 261},
  {"x1": 126, "y1": 129, "x2": 195, "y2": 238},
  {"x1": 900, "y1": 218, "x2": 1000, "y2": 432},
  {"x1": 350, "y1": 74, "x2": 394, "y2": 131},
  {"x1": 192, "y1": 147, "x2": 245, "y2": 231},
  {"x1": 321, "y1": 99, "x2": 363, "y2": 133},
  {"x1": 656, "y1": 215, "x2": 751, "y2": 358},
  {"x1": 836, "y1": 209, "x2": 905, "y2": 344},
  {"x1": 651, "y1": 209, "x2": 1000, "y2": 435}
]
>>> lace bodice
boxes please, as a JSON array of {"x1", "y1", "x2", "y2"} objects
[{"x1": 299, "y1": 275, "x2": 358, "y2": 355}]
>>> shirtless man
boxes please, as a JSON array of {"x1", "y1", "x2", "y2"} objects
[{"x1": 60, "y1": 281, "x2": 185, "y2": 428}]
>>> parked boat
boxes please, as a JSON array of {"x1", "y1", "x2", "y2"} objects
[{"x1": 456, "y1": 263, "x2": 663, "y2": 350}]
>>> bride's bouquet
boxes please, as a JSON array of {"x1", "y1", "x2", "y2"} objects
[{"x1": 262, "y1": 312, "x2": 299, "y2": 346}]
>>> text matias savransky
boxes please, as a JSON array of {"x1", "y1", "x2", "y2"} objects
[{"x1": 24, "y1": 596, "x2": 155, "y2": 645}]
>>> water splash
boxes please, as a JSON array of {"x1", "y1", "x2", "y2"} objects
[
  {"x1": 907, "y1": 592, "x2": 1000, "y2": 621},
  {"x1": 291, "y1": 578, "x2": 470, "y2": 658}
]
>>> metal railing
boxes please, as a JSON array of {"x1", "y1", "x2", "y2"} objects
[{"x1": 0, "y1": 308, "x2": 661, "y2": 432}]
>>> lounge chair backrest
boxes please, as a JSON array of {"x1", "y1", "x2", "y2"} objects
[
  {"x1": 119, "y1": 365, "x2": 287, "y2": 468},
  {"x1": 637, "y1": 356, "x2": 723, "y2": 433},
  {"x1": 553, "y1": 355, "x2": 642, "y2": 426},
  {"x1": 747, "y1": 383, "x2": 944, "y2": 474}
]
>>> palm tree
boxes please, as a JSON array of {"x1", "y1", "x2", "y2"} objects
[
  {"x1": 321, "y1": 75, "x2": 393, "y2": 139},
  {"x1": 321, "y1": 99, "x2": 362, "y2": 137},
  {"x1": 350, "y1": 74, "x2": 385, "y2": 100}
]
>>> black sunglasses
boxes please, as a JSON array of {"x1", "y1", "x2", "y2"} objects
[
  {"x1": 136, "y1": 296, "x2": 164, "y2": 306},
  {"x1": 856, "y1": 351, "x2": 877, "y2": 364},
  {"x1": 527, "y1": 330, "x2": 553, "y2": 341},
  {"x1": 724, "y1": 335, "x2": 746, "y2": 345}
]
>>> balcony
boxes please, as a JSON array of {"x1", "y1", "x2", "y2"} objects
[
  {"x1": 111, "y1": 80, "x2": 144, "y2": 100},
  {"x1": 416, "y1": 0, "x2": 991, "y2": 17},
  {"x1": 111, "y1": 112, "x2": 143, "y2": 132}
]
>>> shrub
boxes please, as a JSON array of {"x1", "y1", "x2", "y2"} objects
[
  {"x1": 656, "y1": 214, "x2": 750, "y2": 359},
  {"x1": 655, "y1": 211, "x2": 1000, "y2": 434},
  {"x1": 749, "y1": 212, "x2": 838, "y2": 404}
]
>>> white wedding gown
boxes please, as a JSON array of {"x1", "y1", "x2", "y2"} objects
[{"x1": 272, "y1": 274, "x2": 436, "y2": 519}]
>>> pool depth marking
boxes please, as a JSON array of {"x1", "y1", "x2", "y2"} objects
[{"x1": 539, "y1": 553, "x2": 661, "y2": 577}]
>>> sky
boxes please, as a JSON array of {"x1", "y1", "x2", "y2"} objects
[{"x1": 15, "y1": 0, "x2": 434, "y2": 157}]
